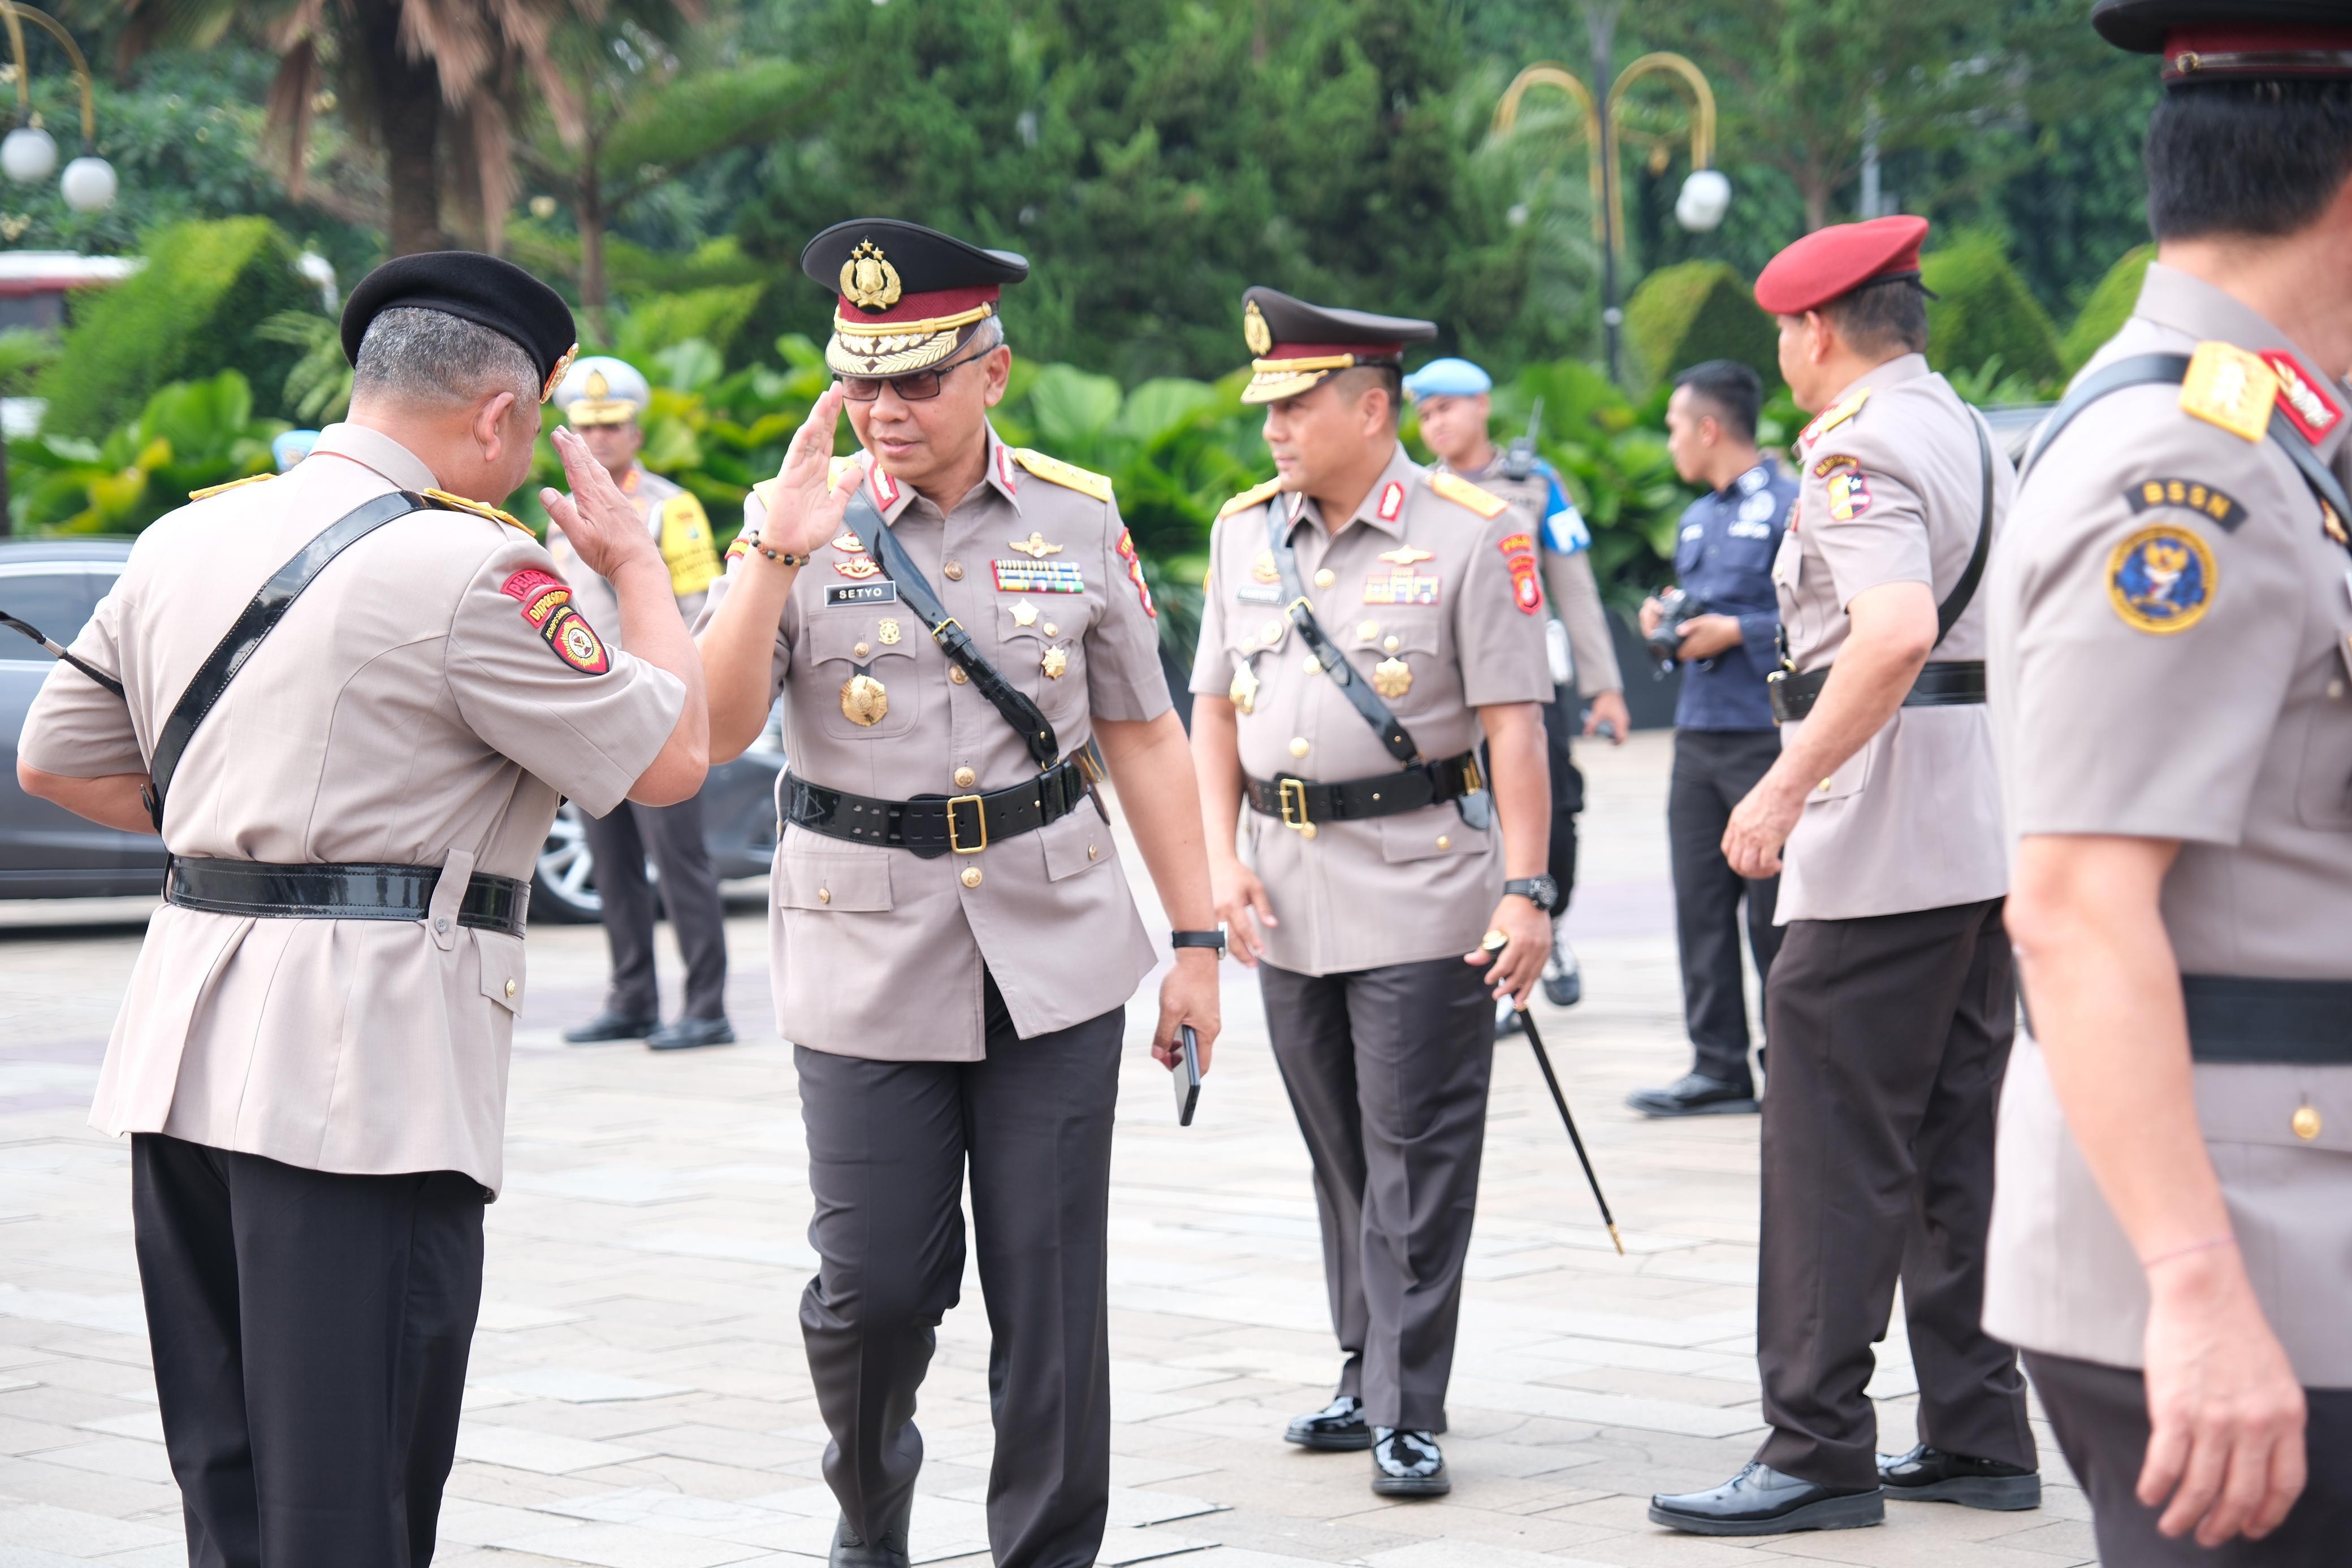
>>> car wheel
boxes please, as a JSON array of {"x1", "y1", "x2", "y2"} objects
[{"x1": 531, "y1": 802, "x2": 602, "y2": 922}]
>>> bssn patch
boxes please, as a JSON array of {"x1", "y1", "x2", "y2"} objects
[{"x1": 2108, "y1": 526, "x2": 2215, "y2": 635}]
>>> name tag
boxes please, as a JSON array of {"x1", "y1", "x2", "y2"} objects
[
  {"x1": 992, "y1": 560, "x2": 1086, "y2": 594},
  {"x1": 825, "y1": 582, "x2": 899, "y2": 607},
  {"x1": 1234, "y1": 583, "x2": 1285, "y2": 605}
]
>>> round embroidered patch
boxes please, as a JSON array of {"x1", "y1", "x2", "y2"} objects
[{"x1": 2107, "y1": 525, "x2": 2215, "y2": 635}]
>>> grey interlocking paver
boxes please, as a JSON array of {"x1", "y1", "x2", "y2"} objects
[{"x1": 0, "y1": 733, "x2": 2100, "y2": 1564}]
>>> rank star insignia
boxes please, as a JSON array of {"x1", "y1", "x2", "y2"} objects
[
  {"x1": 840, "y1": 239, "x2": 903, "y2": 311},
  {"x1": 1372, "y1": 656, "x2": 1413, "y2": 699},
  {"x1": 1378, "y1": 546, "x2": 1435, "y2": 566},
  {"x1": 1010, "y1": 600, "x2": 1039, "y2": 627},
  {"x1": 1010, "y1": 532, "x2": 1063, "y2": 559}
]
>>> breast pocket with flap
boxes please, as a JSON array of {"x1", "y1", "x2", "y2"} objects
[{"x1": 805, "y1": 616, "x2": 921, "y2": 740}]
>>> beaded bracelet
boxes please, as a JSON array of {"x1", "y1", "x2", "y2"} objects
[{"x1": 749, "y1": 536, "x2": 808, "y2": 568}]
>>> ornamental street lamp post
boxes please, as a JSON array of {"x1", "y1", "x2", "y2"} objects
[{"x1": 1493, "y1": 7, "x2": 1726, "y2": 384}]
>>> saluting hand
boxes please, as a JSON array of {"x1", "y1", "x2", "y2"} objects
[
  {"x1": 543, "y1": 427, "x2": 662, "y2": 582},
  {"x1": 753, "y1": 385, "x2": 858, "y2": 562}
]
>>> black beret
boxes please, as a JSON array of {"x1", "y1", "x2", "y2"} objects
[
  {"x1": 340, "y1": 251, "x2": 580, "y2": 403},
  {"x1": 2095, "y1": 1, "x2": 2352, "y2": 79}
]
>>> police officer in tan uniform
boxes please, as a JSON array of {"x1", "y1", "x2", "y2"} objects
[
  {"x1": 695, "y1": 220, "x2": 1222, "y2": 1568},
  {"x1": 1650, "y1": 219, "x2": 2039, "y2": 1535},
  {"x1": 1986, "y1": 5, "x2": 2352, "y2": 1557},
  {"x1": 548, "y1": 354, "x2": 735, "y2": 1051},
  {"x1": 15, "y1": 253, "x2": 707, "y2": 1567},
  {"x1": 1188, "y1": 289, "x2": 1554, "y2": 1498}
]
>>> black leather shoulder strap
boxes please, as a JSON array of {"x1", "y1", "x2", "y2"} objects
[
  {"x1": 857, "y1": 491, "x2": 1060, "y2": 769},
  {"x1": 1935, "y1": 409, "x2": 1997, "y2": 647},
  {"x1": 1266, "y1": 503, "x2": 1421, "y2": 765},
  {"x1": 146, "y1": 489, "x2": 430, "y2": 828}
]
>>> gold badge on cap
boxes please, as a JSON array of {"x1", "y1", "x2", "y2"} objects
[
  {"x1": 541, "y1": 342, "x2": 580, "y2": 404},
  {"x1": 841, "y1": 673, "x2": 889, "y2": 726},
  {"x1": 1373, "y1": 656, "x2": 1413, "y2": 699},
  {"x1": 1244, "y1": 300, "x2": 1273, "y2": 356},
  {"x1": 840, "y1": 239, "x2": 903, "y2": 311}
]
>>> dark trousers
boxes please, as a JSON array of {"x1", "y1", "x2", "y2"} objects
[
  {"x1": 2025, "y1": 1352, "x2": 2352, "y2": 1565},
  {"x1": 131, "y1": 1134, "x2": 485, "y2": 1568},
  {"x1": 795, "y1": 981, "x2": 1124, "y2": 1568},
  {"x1": 1260, "y1": 955, "x2": 1494, "y2": 1432},
  {"x1": 1668, "y1": 728, "x2": 1784, "y2": 1084},
  {"x1": 1543, "y1": 685, "x2": 1583, "y2": 899},
  {"x1": 1755, "y1": 900, "x2": 2034, "y2": 1490},
  {"x1": 581, "y1": 791, "x2": 729, "y2": 1020}
]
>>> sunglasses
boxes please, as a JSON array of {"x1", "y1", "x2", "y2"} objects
[{"x1": 838, "y1": 344, "x2": 994, "y2": 403}]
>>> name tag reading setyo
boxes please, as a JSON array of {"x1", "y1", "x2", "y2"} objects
[
  {"x1": 826, "y1": 582, "x2": 900, "y2": 608},
  {"x1": 993, "y1": 560, "x2": 1086, "y2": 594}
]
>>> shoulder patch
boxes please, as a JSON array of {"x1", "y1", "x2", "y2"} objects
[
  {"x1": 1799, "y1": 388, "x2": 1871, "y2": 448},
  {"x1": 2125, "y1": 477, "x2": 2246, "y2": 533},
  {"x1": 1429, "y1": 470, "x2": 1511, "y2": 519},
  {"x1": 2178, "y1": 341, "x2": 2277, "y2": 444},
  {"x1": 425, "y1": 488, "x2": 533, "y2": 535},
  {"x1": 2258, "y1": 350, "x2": 2344, "y2": 444},
  {"x1": 1497, "y1": 530, "x2": 1542, "y2": 614},
  {"x1": 1217, "y1": 476, "x2": 1284, "y2": 519},
  {"x1": 188, "y1": 472, "x2": 275, "y2": 503},
  {"x1": 498, "y1": 568, "x2": 609, "y2": 673},
  {"x1": 1012, "y1": 448, "x2": 1114, "y2": 503},
  {"x1": 2108, "y1": 526, "x2": 2216, "y2": 635}
]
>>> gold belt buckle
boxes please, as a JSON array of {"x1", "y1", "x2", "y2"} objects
[
  {"x1": 945, "y1": 793, "x2": 988, "y2": 854},
  {"x1": 1460, "y1": 754, "x2": 1484, "y2": 794},
  {"x1": 1278, "y1": 777, "x2": 1311, "y2": 832}
]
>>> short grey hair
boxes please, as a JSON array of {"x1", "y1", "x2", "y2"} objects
[{"x1": 352, "y1": 306, "x2": 538, "y2": 410}]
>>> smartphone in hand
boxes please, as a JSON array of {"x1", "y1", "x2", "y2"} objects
[{"x1": 1172, "y1": 1024, "x2": 1203, "y2": 1126}]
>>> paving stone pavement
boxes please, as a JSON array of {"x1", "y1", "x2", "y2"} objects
[{"x1": 0, "y1": 730, "x2": 2098, "y2": 1566}]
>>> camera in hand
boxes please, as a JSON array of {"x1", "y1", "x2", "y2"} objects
[{"x1": 1645, "y1": 587, "x2": 1711, "y2": 675}]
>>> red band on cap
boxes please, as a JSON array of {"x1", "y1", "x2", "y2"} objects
[
  {"x1": 2169, "y1": 27, "x2": 2352, "y2": 56},
  {"x1": 835, "y1": 283, "x2": 1001, "y2": 324},
  {"x1": 1260, "y1": 341, "x2": 1405, "y2": 362}
]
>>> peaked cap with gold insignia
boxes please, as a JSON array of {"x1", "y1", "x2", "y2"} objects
[
  {"x1": 554, "y1": 355, "x2": 650, "y2": 427},
  {"x1": 801, "y1": 219, "x2": 1030, "y2": 377},
  {"x1": 1235, "y1": 287, "x2": 1438, "y2": 405}
]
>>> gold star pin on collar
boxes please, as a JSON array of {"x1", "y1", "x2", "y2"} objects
[
  {"x1": 1378, "y1": 546, "x2": 1435, "y2": 566},
  {"x1": 1009, "y1": 532, "x2": 1063, "y2": 559}
]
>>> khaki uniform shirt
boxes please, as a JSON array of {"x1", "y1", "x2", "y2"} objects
[
  {"x1": 17, "y1": 423, "x2": 684, "y2": 1196},
  {"x1": 1771, "y1": 352, "x2": 2012, "y2": 921},
  {"x1": 1442, "y1": 457, "x2": 1625, "y2": 698},
  {"x1": 1983, "y1": 263, "x2": 2352, "y2": 1385},
  {"x1": 550, "y1": 465, "x2": 720, "y2": 644},
  {"x1": 699, "y1": 425, "x2": 1166, "y2": 1062},
  {"x1": 1188, "y1": 445, "x2": 1552, "y2": 977}
]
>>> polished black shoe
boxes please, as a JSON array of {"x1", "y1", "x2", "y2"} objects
[
  {"x1": 829, "y1": 1512, "x2": 910, "y2": 1568},
  {"x1": 1370, "y1": 1427, "x2": 1450, "y2": 1497},
  {"x1": 1625, "y1": 1072, "x2": 1759, "y2": 1118},
  {"x1": 1878, "y1": 1444, "x2": 2041, "y2": 1510},
  {"x1": 646, "y1": 1015, "x2": 736, "y2": 1051},
  {"x1": 1284, "y1": 1393, "x2": 1373, "y2": 1451},
  {"x1": 563, "y1": 1010, "x2": 656, "y2": 1044},
  {"x1": 1649, "y1": 1462, "x2": 1883, "y2": 1535}
]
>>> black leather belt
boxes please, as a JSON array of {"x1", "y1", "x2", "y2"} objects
[
  {"x1": 2184, "y1": 976, "x2": 2352, "y2": 1065},
  {"x1": 1769, "y1": 659, "x2": 1985, "y2": 725},
  {"x1": 1244, "y1": 751, "x2": 1483, "y2": 833},
  {"x1": 166, "y1": 858, "x2": 529, "y2": 937},
  {"x1": 784, "y1": 757, "x2": 1094, "y2": 858}
]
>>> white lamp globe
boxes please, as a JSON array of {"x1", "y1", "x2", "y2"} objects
[
  {"x1": 1676, "y1": 168, "x2": 1732, "y2": 233},
  {"x1": 2, "y1": 125, "x2": 57, "y2": 185},
  {"x1": 60, "y1": 156, "x2": 116, "y2": 214}
]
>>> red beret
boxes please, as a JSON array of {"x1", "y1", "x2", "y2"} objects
[{"x1": 1753, "y1": 215, "x2": 1931, "y2": 317}]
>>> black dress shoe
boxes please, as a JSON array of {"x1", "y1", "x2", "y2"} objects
[
  {"x1": 1625, "y1": 1072, "x2": 1759, "y2": 1118},
  {"x1": 1370, "y1": 1427, "x2": 1450, "y2": 1497},
  {"x1": 829, "y1": 1513, "x2": 910, "y2": 1568},
  {"x1": 1878, "y1": 1444, "x2": 2041, "y2": 1510},
  {"x1": 1649, "y1": 1461, "x2": 1883, "y2": 1535},
  {"x1": 563, "y1": 1010, "x2": 657, "y2": 1044},
  {"x1": 1284, "y1": 1394, "x2": 1373, "y2": 1451},
  {"x1": 647, "y1": 1016, "x2": 736, "y2": 1051}
]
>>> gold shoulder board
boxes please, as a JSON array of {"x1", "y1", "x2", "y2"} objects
[
  {"x1": 826, "y1": 456, "x2": 861, "y2": 488},
  {"x1": 422, "y1": 488, "x2": 533, "y2": 535},
  {"x1": 1217, "y1": 476, "x2": 1284, "y2": 519},
  {"x1": 1800, "y1": 388, "x2": 1872, "y2": 447},
  {"x1": 188, "y1": 472, "x2": 275, "y2": 503},
  {"x1": 2178, "y1": 341, "x2": 2278, "y2": 444},
  {"x1": 751, "y1": 478, "x2": 782, "y2": 512},
  {"x1": 1429, "y1": 470, "x2": 1511, "y2": 519},
  {"x1": 1012, "y1": 448, "x2": 1115, "y2": 503}
]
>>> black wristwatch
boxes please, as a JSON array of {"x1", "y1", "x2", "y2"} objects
[
  {"x1": 1503, "y1": 876, "x2": 1560, "y2": 913},
  {"x1": 1170, "y1": 929, "x2": 1226, "y2": 955}
]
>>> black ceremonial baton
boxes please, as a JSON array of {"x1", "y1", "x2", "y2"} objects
[
  {"x1": 1, "y1": 610, "x2": 124, "y2": 696},
  {"x1": 1485, "y1": 929, "x2": 1623, "y2": 1255}
]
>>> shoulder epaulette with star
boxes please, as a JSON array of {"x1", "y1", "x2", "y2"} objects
[
  {"x1": 424, "y1": 488, "x2": 533, "y2": 535},
  {"x1": 1012, "y1": 448, "x2": 1114, "y2": 503},
  {"x1": 1428, "y1": 470, "x2": 1511, "y2": 520},
  {"x1": 187, "y1": 473, "x2": 275, "y2": 503},
  {"x1": 1217, "y1": 477, "x2": 1283, "y2": 519}
]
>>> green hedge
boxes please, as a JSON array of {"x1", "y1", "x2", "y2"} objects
[
  {"x1": 1623, "y1": 261, "x2": 1778, "y2": 395},
  {"x1": 2061, "y1": 244, "x2": 2154, "y2": 374},
  {"x1": 37, "y1": 218, "x2": 323, "y2": 436},
  {"x1": 1921, "y1": 231, "x2": 2064, "y2": 391}
]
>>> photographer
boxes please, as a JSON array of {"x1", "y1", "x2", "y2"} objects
[{"x1": 1628, "y1": 361, "x2": 1794, "y2": 1117}]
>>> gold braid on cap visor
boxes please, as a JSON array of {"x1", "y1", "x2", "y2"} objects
[
  {"x1": 826, "y1": 302, "x2": 997, "y2": 375},
  {"x1": 1242, "y1": 353, "x2": 1365, "y2": 405}
]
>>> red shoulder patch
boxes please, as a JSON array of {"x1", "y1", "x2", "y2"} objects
[
  {"x1": 500, "y1": 568, "x2": 573, "y2": 630},
  {"x1": 541, "y1": 606, "x2": 611, "y2": 674},
  {"x1": 1498, "y1": 531, "x2": 1542, "y2": 616},
  {"x1": 1116, "y1": 528, "x2": 1157, "y2": 619},
  {"x1": 2259, "y1": 350, "x2": 2344, "y2": 444}
]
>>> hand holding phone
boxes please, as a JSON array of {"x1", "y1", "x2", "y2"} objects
[{"x1": 1172, "y1": 1024, "x2": 1203, "y2": 1125}]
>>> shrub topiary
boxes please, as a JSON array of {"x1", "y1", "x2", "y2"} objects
[
  {"x1": 1623, "y1": 261, "x2": 1778, "y2": 396},
  {"x1": 1919, "y1": 231, "x2": 2064, "y2": 393},
  {"x1": 36, "y1": 218, "x2": 323, "y2": 439},
  {"x1": 2061, "y1": 244, "x2": 2154, "y2": 375}
]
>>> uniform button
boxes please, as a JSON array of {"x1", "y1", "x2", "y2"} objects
[
  {"x1": 2333, "y1": 680, "x2": 2346, "y2": 700},
  {"x1": 949, "y1": 665, "x2": 970, "y2": 685},
  {"x1": 854, "y1": 641, "x2": 871, "y2": 659},
  {"x1": 2294, "y1": 1103, "x2": 2322, "y2": 1141},
  {"x1": 1088, "y1": 843, "x2": 1099, "y2": 860},
  {"x1": 953, "y1": 766, "x2": 977, "y2": 789},
  {"x1": 1303, "y1": 653, "x2": 1321, "y2": 675},
  {"x1": 434, "y1": 917, "x2": 449, "y2": 933},
  {"x1": 1261, "y1": 618, "x2": 1283, "y2": 644},
  {"x1": 818, "y1": 887, "x2": 831, "y2": 904},
  {"x1": 1314, "y1": 568, "x2": 1337, "y2": 589},
  {"x1": 944, "y1": 561, "x2": 965, "y2": 581},
  {"x1": 1437, "y1": 835, "x2": 1451, "y2": 850},
  {"x1": 1043, "y1": 623, "x2": 1058, "y2": 638},
  {"x1": 960, "y1": 865, "x2": 984, "y2": 888},
  {"x1": 1290, "y1": 737, "x2": 1310, "y2": 758},
  {"x1": 1359, "y1": 620, "x2": 1380, "y2": 642},
  {"x1": 504, "y1": 978, "x2": 517, "y2": 998},
  {"x1": 1819, "y1": 779, "x2": 1832, "y2": 792},
  {"x1": 1383, "y1": 635, "x2": 1400, "y2": 652}
]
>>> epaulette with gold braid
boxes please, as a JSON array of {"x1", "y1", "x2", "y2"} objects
[
  {"x1": 188, "y1": 473, "x2": 275, "y2": 503},
  {"x1": 423, "y1": 488, "x2": 534, "y2": 535},
  {"x1": 1012, "y1": 447, "x2": 1114, "y2": 503},
  {"x1": 1428, "y1": 470, "x2": 1510, "y2": 519},
  {"x1": 1217, "y1": 476, "x2": 1283, "y2": 519}
]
